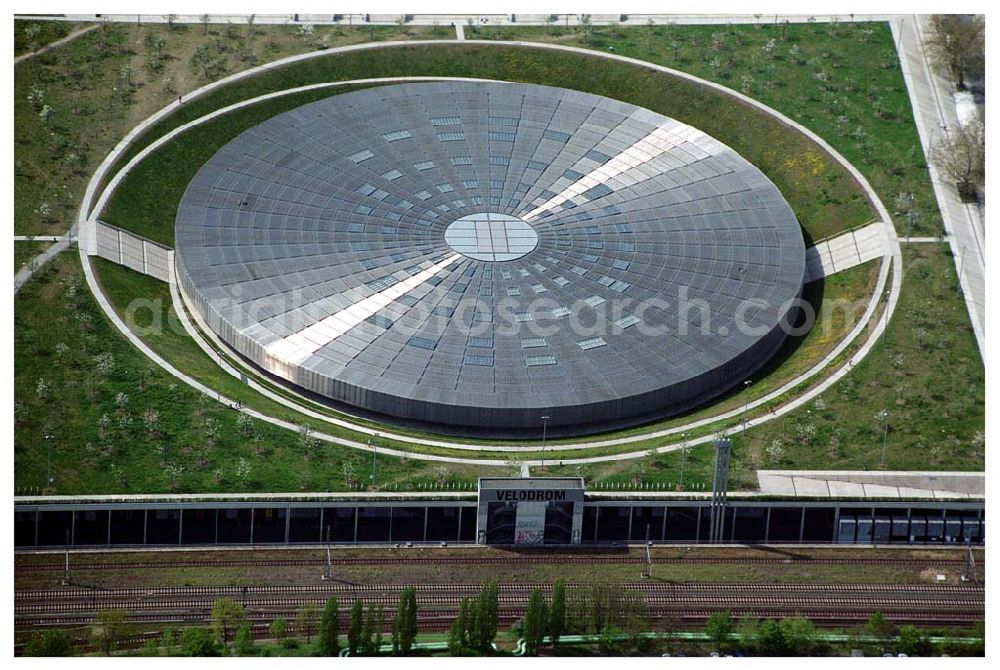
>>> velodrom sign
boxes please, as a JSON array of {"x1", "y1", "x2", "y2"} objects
[
  {"x1": 477, "y1": 477, "x2": 585, "y2": 545},
  {"x1": 492, "y1": 489, "x2": 568, "y2": 502}
]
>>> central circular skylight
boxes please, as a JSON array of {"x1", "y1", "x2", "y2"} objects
[{"x1": 444, "y1": 213, "x2": 539, "y2": 261}]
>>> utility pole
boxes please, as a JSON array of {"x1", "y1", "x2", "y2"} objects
[
  {"x1": 62, "y1": 530, "x2": 71, "y2": 585},
  {"x1": 709, "y1": 438, "x2": 732, "y2": 543},
  {"x1": 540, "y1": 415, "x2": 550, "y2": 468},
  {"x1": 961, "y1": 539, "x2": 977, "y2": 583},
  {"x1": 641, "y1": 524, "x2": 653, "y2": 579},
  {"x1": 321, "y1": 525, "x2": 332, "y2": 581}
]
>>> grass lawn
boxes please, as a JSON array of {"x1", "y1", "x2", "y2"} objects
[
  {"x1": 13, "y1": 20, "x2": 91, "y2": 56},
  {"x1": 14, "y1": 241, "x2": 52, "y2": 274},
  {"x1": 14, "y1": 20, "x2": 446, "y2": 237},
  {"x1": 480, "y1": 21, "x2": 942, "y2": 237},
  {"x1": 14, "y1": 252, "x2": 504, "y2": 495}
]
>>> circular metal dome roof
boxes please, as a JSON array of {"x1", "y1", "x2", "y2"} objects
[{"x1": 175, "y1": 81, "x2": 805, "y2": 433}]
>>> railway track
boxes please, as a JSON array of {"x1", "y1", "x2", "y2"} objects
[
  {"x1": 15, "y1": 583, "x2": 983, "y2": 626},
  {"x1": 15, "y1": 555, "x2": 968, "y2": 572},
  {"x1": 15, "y1": 580, "x2": 984, "y2": 600}
]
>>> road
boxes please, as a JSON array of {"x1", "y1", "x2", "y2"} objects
[{"x1": 891, "y1": 16, "x2": 985, "y2": 361}]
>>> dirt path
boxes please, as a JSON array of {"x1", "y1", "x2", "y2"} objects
[{"x1": 14, "y1": 24, "x2": 99, "y2": 64}]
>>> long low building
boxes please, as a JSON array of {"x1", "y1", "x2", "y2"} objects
[{"x1": 14, "y1": 477, "x2": 984, "y2": 548}]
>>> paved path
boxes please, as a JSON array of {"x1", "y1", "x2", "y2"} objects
[
  {"x1": 900, "y1": 237, "x2": 946, "y2": 244},
  {"x1": 19, "y1": 13, "x2": 899, "y2": 27},
  {"x1": 455, "y1": 22, "x2": 465, "y2": 40},
  {"x1": 14, "y1": 235, "x2": 67, "y2": 242},
  {"x1": 892, "y1": 16, "x2": 985, "y2": 361},
  {"x1": 73, "y1": 40, "x2": 900, "y2": 466},
  {"x1": 757, "y1": 470, "x2": 983, "y2": 499},
  {"x1": 14, "y1": 23, "x2": 99, "y2": 64},
  {"x1": 14, "y1": 227, "x2": 76, "y2": 294},
  {"x1": 804, "y1": 221, "x2": 887, "y2": 282}
]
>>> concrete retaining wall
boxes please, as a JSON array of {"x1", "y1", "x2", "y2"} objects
[{"x1": 93, "y1": 221, "x2": 173, "y2": 283}]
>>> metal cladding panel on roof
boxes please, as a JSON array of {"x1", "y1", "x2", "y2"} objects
[{"x1": 175, "y1": 81, "x2": 805, "y2": 433}]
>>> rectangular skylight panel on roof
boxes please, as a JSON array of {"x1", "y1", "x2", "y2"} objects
[
  {"x1": 353, "y1": 205, "x2": 373, "y2": 215},
  {"x1": 570, "y1": 266, "x2": 587, "y2": 276},
  {"x1": 437, "y1": 183, "x2": 454, "y2": 193},
  {"x1": 382, "y1": 169, "x2": 403, "y2": 181},
  {"x1": 585, "y1": 149, "x2": 612, "y2": 164},
  {"x1": 490, "y1": 156, "x2": 510, "y2": 166},
  {"x1": 514, "y1": 313, "x2": 534, "y2": 322},
  {"x1": 356, "y1": 183, "x2": 376, "y2": 196},
  {"x1": 489, "y1": 131, "x2": 516, "y2": 142},
  {"x1": 525, "y1": 355, "x2": 557, "y2": 367},
  {"x1": 550, "y1": 307, "x2": 572, "y2": 318},
  {"x1": 554, "y1": 276, "x2": 570, "y2": 286},
  {"x1": 542, "y1": 129, "x2": 571, "y2": 143},
  {"x1": 578, "y1": 337, "x2": 607, "y2": 350},
  {"x1": 347, "y1": 149, "x2": 374, "y2": 163},
  {"x1": 415, "y1": 190, "x2": 432, "y2": 200},
  {"x1": 507, "y1": 287, "x2": 521, "y2": 296},
  {"x1": 407, "y1": 335, "x2": 438, "y2": 350},
  {"x1": 414, "y1": 160, "x2": 435, "y2": 171},
  {"x1": 464, "y1": 354, "x2": 494, "y2": 366},
  {"x1": 597, "y1": 275, "x2": 615, "y2": 287},
  {"x1": 469, "y1": 336, "x2": 494, "y2": 348},
  {"x1": 382, "y1": 129, "x2": 412, "y2": 142},
  {"x1": 439, "y1": 132, "x2": 466, "y2": 142},
  {"x1": 490, "y1": 116, "x2": 519, "y2": 126},
  {"x1": 365, "y1": 314, "x2": 394, "y2": 329},
  {"x1": 520, "y1": 337, "x2": 547, "y2": 348},
  {"x1": 583, "y1": 295, "x2": 606, "y2": 307},
  {"x1": 461, "y1": 180, "x2": 479, "y2": 189},
  {"x1": 451, "y1": 156, "x2": 473, "y2": 166},
  {"x1": 531, "y1": 284, "x2": 547, "y2": 293},
  {"x1": 615, "y1": 314, "x2": 642, "y2": 329},
  {"x1": 583, "y1": 183, "x2": 614, "y2": 200},
  {"x1": 610, "y1": 280, "x2": 631, "y2": 293},
  {"x1": 431, "y1": 116, "x2": 461, "y2": 126}
]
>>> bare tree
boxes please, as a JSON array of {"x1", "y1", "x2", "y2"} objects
[
  {"x1": 930, "y1": 116, "x2": 985, "y2": 201},
  {"x1": 923, "y1": 15, "x2": 984, "y2": 90}
]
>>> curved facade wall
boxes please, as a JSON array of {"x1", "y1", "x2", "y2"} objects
[{"x1": 175, "y1": 82, "x2": 805, "y2": 432}]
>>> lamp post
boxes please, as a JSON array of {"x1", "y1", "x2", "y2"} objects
[
  {"x1": 742, "y1": 380, "x2": 752, "y2": 439},
  {"x1": 44, "y1": 433, "x2": 55, "y2": 488},
  {"x1": 540, "y1": 415, "x2": 550, "y2": 468},
  {"x1": 679, "y1": 432, "x2": 688, "y2": 490},
  {"x1": 877, "y1": 410, "x2": 889, "y2": 466},
  {"x1": 369, "y1": 435, "x2": 377, "y2": 486}
]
